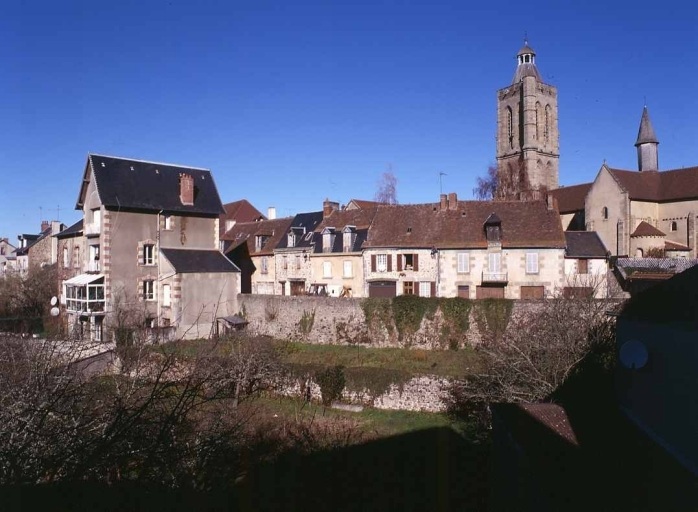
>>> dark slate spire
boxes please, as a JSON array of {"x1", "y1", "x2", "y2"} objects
[
  {"x1": 635, "y1": 106, "x2": 659, "y2": 146},
  {"x1": 512, "y1": 39, "x2": 541, "y2": 83}
]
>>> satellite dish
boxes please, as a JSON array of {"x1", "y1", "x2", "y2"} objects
[
  {"x1": 50, "y1": 296, "x2": 58, "y2": 306},
  {"x1": 619, "y1": 339, "x2": 648, "y2": 370},
  {"x1": 50, "y1": 307, "x2": 60, "y2": 317}
]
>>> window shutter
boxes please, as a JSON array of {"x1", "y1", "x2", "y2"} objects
[
  {"x1": 414, "y1": 282, "x2": 419, "y2": 297},
  {"x1": 431, "y1": 281, "x2": 436, "y2": 297},
  {"x1": 371, "y1": 254, "x2": 376, "y2": 272},
  {"x1": 413, "y1": 254, "x2": 419, "y2": 271},
  {"x1": 397, "y1": 255, "x2": 402, "y2": 272},
  {"x1": 387, "y1": 255, "x2": 392, "y2": 272}
]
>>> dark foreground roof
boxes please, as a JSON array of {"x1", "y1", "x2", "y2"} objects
[
  {"x1": 55, "y1": 219, "x2": 83, "y2": 239},
  {"x1": 565, "y1": 231, "x2": 608, "y2": 258},
  {"x1": 549, "y1": 183, "x2": 592, "y2": 213},
  {"x1": 160, "y1": 249, "x2": 240, "y2": 273},
  {"x1": 79, "y1": 154, "x2": 225, "y2": 216}
]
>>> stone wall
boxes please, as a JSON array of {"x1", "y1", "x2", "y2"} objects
[
  {"x1": 238, "y1": 294, "x2": 537, "y2": 349},
  {"x1": 279, "y1": 373, "x2": 450, "y2": 413}
]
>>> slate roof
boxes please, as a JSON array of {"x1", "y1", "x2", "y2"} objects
[
  {"x1": 615, "y1": 257, "x2": 698, "y2": 282},
  {"x1": 160, "y1": 249, "x2": 239, "y2": 273},
  {"x1": 564, "y1": 231, "x2": 608, "y2": 258},
  {"x1": 55, "y1": 219, "x2": 83, "y2": 239},
  {"x1": 606, "y1": 166, "x2": 698, "y2": 202},
  {"x1": 222, "y1": 217, "x2": 294, "y2": 256},
  {"x1": 275, "y1": 211, "x2": 325, "y2": 250},
  {"x1": 635, "y1": 106, "x2": 659, "y2": 146},
  {"x1": 78, "y1": 154, "x2": 225, "y2": 216},
  {"x1": 549, "y1": 183, "x2": 591, "y2": 213},
  {"x1": 364, "y1": 200, "x2": 565, "y2": 249},
  {"x1": 631, "y1": 221, "x2": 665, "y2": 237}
]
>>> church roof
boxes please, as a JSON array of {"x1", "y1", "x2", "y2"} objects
[
  {"x1": 630, "y1": 221, "x2": 666, "y2": 237},
  {"x1": 607, "y1": 166, "x2": 698, "y2": 202},
  {"x1": 635, "y1": 106, "x2": 659, "y2": 146},
  {"x1": 513, "y1": 63, "x2": 541, "y2": 83},
  {"x1": 517, "y1": 43, "x2": 536, "y2": 57},
  {"x1": 549, "y1": 183, "x2": 592, "y2": 213}
]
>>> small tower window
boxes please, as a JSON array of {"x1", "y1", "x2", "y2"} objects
[
  {"x1": 507, "y1": 107, "x2": 513, "y2": 149},
  {"x1": 602, "y1": 207, "x2": 609, "y2": 220},
  {"x1": 544, "y1": 105, "x2": 551, "y2": 143},
  {"x1": 670, "y1": 221, "x2": 678, "y2": 232}
]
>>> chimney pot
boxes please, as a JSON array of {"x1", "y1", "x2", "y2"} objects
[
  {"x1": 41, "y1": 220, "x2": 49, "y2": 232},
  {"x1": 268, "y1": 207, "x2": 277, "y2": 220},
  {"x1": 323, "y1": 199, "x2": 339, "y2": 218}
]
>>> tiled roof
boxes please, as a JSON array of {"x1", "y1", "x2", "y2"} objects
[
  {"x1": 665, "y1": 240, "x2": 690, "y2": 251},
  {"x1": 615, "y1": 257, "x2": 698, "y2": 281},
  {"x1": 79, "y1": 154, "x2": 225, "y2": 216},
  {"x1": 222, "y1": 217, "x2": 294, "y2": 256},
  {"x1": 346, "y1": 199, "x2": 383, "y2": 210},
  {"x1": 160, "y1": 249, "x2": 239, "y2": 273},
  {"x1": 219, "y1": 200, "x2": 266, "y2": 236},
  {"x1": 55, "y1": 219, "x2": 83, "y2": 239},
  {"x1": 311, "y1": 208, "x2": 377, "y2": 254},
  {"x1": 607, "y1": 166, "x2": 698, "y2": 202},
  {"x1": 620, "y1": 263, "x2": 698, "y2": 324},
  {"x1": 364, "y1": 200, "x2": 565, "y2": 249},
  {"x1": 630, "y1": 221, "x2": 665, "y2": 237},
  {"x1": 565, "y1": 231, "x2": 608, "y2": 258},
  {"x1": 549, "y1": 183, "x2": 591, "y2": 213}
]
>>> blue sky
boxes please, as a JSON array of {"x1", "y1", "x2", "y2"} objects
[{"x1": 2, "y1": 0, "x2": 697, "y2": 239}]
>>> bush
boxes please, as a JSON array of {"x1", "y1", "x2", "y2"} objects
[{"x1": 315, "y1": 365, "x2": 346, "y2": 406}]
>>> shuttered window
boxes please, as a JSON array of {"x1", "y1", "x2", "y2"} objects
[{"x1": 525, "y1": 252, "x2": 539, "y2": 274}]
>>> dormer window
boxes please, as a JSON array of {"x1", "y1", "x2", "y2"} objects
[
  {"x1": 322, "y1": 227, "x2": 336, "y2": 253},
  {"x1": 255, "y1": 235, "x2": 269, "y2": 252},
  {"x1": 484, "y1": 213, "x2": 502, "y2": 243},
  {"x1": 342, "y1": 225, "x2": 357, "y2": 252},
  {"x1": 288, "y1": 232, "x2": 296, "y2": 248}
]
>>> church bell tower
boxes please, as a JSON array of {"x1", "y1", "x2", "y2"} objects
[{"x1": 496, "y1": 41, "x2": 559, "y2": 198}]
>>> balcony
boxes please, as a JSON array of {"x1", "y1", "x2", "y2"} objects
[
  {"x1": 84, "y1": 261, "x2": 101, "y2": 273},
  {"x1": 482, "y1": 271, "x2": 508, "y2": 283},
  {"x1": 84, "y1": 222, "x2": 100, "y2": 236}
]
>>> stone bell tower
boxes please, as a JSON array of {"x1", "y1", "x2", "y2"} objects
[{"x1": 496, "y1": 41, "x2": 559, "y2": 198}]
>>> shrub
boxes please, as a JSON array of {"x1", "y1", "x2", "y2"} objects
[{"x1": 315, "y1": 365, "x2": 346, "y2": 406}]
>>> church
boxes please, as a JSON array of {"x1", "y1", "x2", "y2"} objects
[{"x1": 498, "y1": 41, "x2": 698, "y2": 259}]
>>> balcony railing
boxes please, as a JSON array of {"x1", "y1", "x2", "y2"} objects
[
  {"x1": 482, "y1": 271, "x2": 508, "y2": 283},
  {"x1": 84, "y1": 222, "x2": 100, "y2": 236},
  {"x1": 84, "y1": 261, "x2": 101, "y2": 272}
]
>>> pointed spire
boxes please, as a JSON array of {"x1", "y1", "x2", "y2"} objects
[
  {"x1": 635, "y1": 106, "x2": 659, "y2": 146},
  {"x1": 512, "y1": 39, "x2": 541, "y2": 83}
]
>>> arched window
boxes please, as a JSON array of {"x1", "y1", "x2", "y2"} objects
[
  {"x1": 535, "y1": 102, "x2": 541, "y2": 141},
  {"x1": 670, "y1": 221, "x2": 678, "y2": 232},
  {"x1": 507, "y1": 107, "x2": 513, "y2": 148},
  {"x1": 602, "y1": 207, "x2": 609, "y2": 220},
  {"x1": 544, "y1": 105, "x2": 551, "y2": 143}
]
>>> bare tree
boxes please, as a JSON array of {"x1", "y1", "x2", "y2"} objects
[
  {"x1": 374, "y1": 166, "x2": 398, "y2": 204},
  {"x1": 473, "y1": 160, "x2": 535, "y2": 201},
  {"x1": 473, "y1": 164, "x2": 499, "y2": 200},
  {"x1": 447, "y1": 286, "x2": 618, "y2": 424}
]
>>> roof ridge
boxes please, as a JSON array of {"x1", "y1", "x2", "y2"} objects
[{"x1": 89, "y1": 153, "x2": 210, "y2": 171}]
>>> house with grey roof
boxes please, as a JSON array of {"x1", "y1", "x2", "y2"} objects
[
  {"x1": 63, "y1": 154, "x2": 239, "y2": 341},
  {"x1": 563, "y1": 231, "x2": 610, "y2": 298}
]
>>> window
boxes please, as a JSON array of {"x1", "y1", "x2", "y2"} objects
[
  {"x1": 402, "y1": 253, "x2": 417, "y2": 271},
  {"x1": 602, "y1": 207, "x2": 608, "y2": 220},
  {"x1": 457, "y1": 285, "x2": 470, "y2": 298},
  {"x1": 403, "y1": 281, "x2": 414, "y2": 295},
  {"x1": 63, "y1": 247, "x2": 69, "y2": 268},
  {"x1": 544, "y1": 105, "x2": 550, "y2": 143},
  {"x1": 261, "y1": 256, "x2": 268, "y2": 274},
  {"x1": 525, "y1": 252, "x2": 539, "y2": 274},
  {"x1": 255, "y1": 235, "x2": 268, "y2": 252},
  {"x1": 92, "y1": 208, "x2": 101, "y2": 226},
  {"x1": 488, "y1": 252, "x2": 501, "y2": 273},
  {"x1": 419, "y1": 282, "x2": 431, "y2": 297},
  {"x1": 164, "y1": 215, "x2": 173, "y2": 230},
  {"x1": 143, "y1": 280, "x2": 155, "y2": 301},
  {"x1": 577, "y1": 259, "x2": 588, "y2": 274},
  {"x1": 288, "y1": 232, "x2": 296, "y2": 248},
  {"x1": 323, "y1": 261, "x2": 332, "y2": 278},
  {"x1": 486, "y1": 225, "x2": 501, "y2": 242},
  {"x1": 73, "y1": 246, "x2": 80, "y2": 269},
  {"x1": 507, "y1": 107, "x2": 513, "y2": 148},
  {"x1": 163, "y1": 284, "x2": 171, "y2": 307},
  {"x1": 143, "y1": 244, "x2": 155, "y2": 265},
  {"x1": 282, "y1": 255, "x2": 288, "y2": 270},
  {"x1": 670, "y1": 221, "x2": 678, "y2": 232},
  {"x1": 343, "y1": 260, "x2": 352, "y2": 278},
  {"x1": 295, "y1": 255, "x2": 302, "y2": 270},
  {"x1": 377, "y1": 254, "x2": 388, "y2": 272},
  {"x1": 457, "y1": 252, "x2": 470, "y2": 273}
]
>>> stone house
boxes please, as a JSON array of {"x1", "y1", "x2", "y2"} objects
[
  {"x1": 274, "y1": 208, "x2": 325, "y2": 296},
  {"x1": 64, "y1": 154, "x2": 239, "y2": 342},
  {"x1": 0, "y1": 237, "x2": 17, "y2": 277},
  {"x1": 222, "y1": 216, "x2": 294, "y2": 295},
  {"x1": 562, "y1": 231, "x2": 609, "y2": 298},
  {"x1": 363, "y1": 193, "x2": 566, "y2": 299},
  {"x1": 218, "y1": 199, "x2": 266, "y2": 239},
  {"x1": 55, "y1": 219, "x2": 85, "y2": 297},
  {"x1": 308, "y1": 206, "x2": 378, "y2": 298}
]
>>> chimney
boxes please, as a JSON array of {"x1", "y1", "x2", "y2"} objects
[
  {"x1": 448, "y1": 192, "x2": 458, "y2": 210},
  {"x1": 439, "y1": 194, "x2": 448, "y2": 211},
  {"x1": 51, "y1": 220, "x2": 62, "y2": 234},
  {"x1": 323, "y1": 198, "x2": 339, "y2": 218},
  {"x1": 268, "y1": 207, "x2": 277, "y2": 220},
  {"x1": 41, "y1": 220, "x2": 49, "y2": 233},
  {"x1": 179, "y1": 173, "x2": 194, "y2": 206}
]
